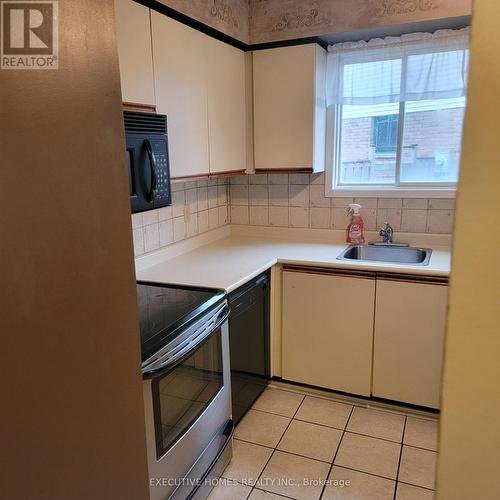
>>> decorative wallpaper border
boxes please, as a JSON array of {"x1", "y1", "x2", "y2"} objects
[
  {"x1": 271, "y1": 4, "x2": 332, "y2": 33},
  {"x1": 210, "y1": 0, "x2": 240, "y2": 29},
  {"x1": 155, "y1": 0, "x2": 470, "y2": 45},
  {"x1": 373, "y1": 0, "x2": 436, "y2": 18},
  {"x1": 156, "y1": 0, "x2": 249, "y2": 42},
  {"x1": 249, "y1": 0, "x2": 471, "y2": 44}
]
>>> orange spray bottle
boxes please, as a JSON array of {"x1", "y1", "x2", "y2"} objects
[{"x1": 346, "y1": 203, "x2": 365, "y2": 244}]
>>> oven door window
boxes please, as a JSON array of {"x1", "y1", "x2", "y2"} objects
[{"x1": 152, "y1": 329, "x2": 224, "y2": 459}]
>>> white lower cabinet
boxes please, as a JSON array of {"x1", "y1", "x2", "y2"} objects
[
  {"x1": 281, "y1": 268, "x2": 448, "y2": 408},
  {"x1": 373, "y1": 279, "x2": 448, "y2": 408},
  {"x1": 282, "y1": 269, "x2": 375, "y2": 396}
]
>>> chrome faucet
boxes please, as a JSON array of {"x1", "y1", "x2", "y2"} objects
[
  {"x1": 369, "y1": 222, "x2": 409, "y2": 247},
  {"x1": 379, "y1": 222, "x2": 394, "y2": 244}
]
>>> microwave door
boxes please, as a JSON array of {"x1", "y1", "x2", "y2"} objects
[{"x1": 128, "y1": 135, "x2": 156, "y2": 214}]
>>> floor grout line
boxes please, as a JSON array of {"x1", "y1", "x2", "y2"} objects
[
  {"x1": 397, "y1": 480, "x2": 436, "y2": 492},
  {"x1": 339, "y1": 429, "x2": 405, "y2": 446},
  {"x1": 251, "y1": 393, "x2": 306, "y2": 496},
  {"x1": 329, "y1": 464, "x2": 397, "y2": 484},
  {"x1": 393, "y1": 416, "x2": 407, "y2": 500},
  {"x1": 246, "y1": 406, "x2": 304, "y2": 420},
  {"x1": 273, "y1": 394, "x2": 306, "y2": 451},
  {"x1": 292, "y1": 415, "x2": 350, "y2": 432},
  {"x1": 319, "y1": 405, "x2": 355, "y2": 500},
  {"x1": 270, "y1": 448, "x2": 332, "y2": 466},
  {"x1": 233, "y1": 437, "x2": 276, "y2": 450},
  {"x1": 400, "y1": 442, "x2": 439, "y2": 453},
  {"x1": 252, "y1": 486, "x2": 299, "y2": 499}
]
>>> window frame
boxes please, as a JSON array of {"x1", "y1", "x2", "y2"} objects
[{"x1": 325, "y1": 51, "x2": 462, "y2": 199}]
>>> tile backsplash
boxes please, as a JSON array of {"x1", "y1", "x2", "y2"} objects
[
  {"x1": 132, "y1": 172, "x2": 455, "y2": 257},
  {"x1": 132, "y1": 178, "x2": 229, "y2": 257},
  {"x1": 229, "y1": 173, "x2": 455, "y2": 235}
]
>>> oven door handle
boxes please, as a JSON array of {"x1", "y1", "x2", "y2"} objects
[
  {"x1": 144, "y1": 139, "x2": 157, "y2": 203},
  {"x1": 142, "y1": 304, "x2": 230, "y2": 378}
]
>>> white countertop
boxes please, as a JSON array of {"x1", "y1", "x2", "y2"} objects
[{"x1": 135, "y1": 226, "x2": 452, "y2": 293}]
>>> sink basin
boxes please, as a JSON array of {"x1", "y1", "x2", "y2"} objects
[{"x1": 337, "y1": 245, "x2": 432, "y2": 266}]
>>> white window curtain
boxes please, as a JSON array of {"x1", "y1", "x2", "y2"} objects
[{"x1": 326, "y1": 28, "x2": 470, "y2": 107}]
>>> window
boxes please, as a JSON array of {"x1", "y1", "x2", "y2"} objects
[
  {"x1": 372, "y1": 115, "x2": 398, "y2": 155},
  {"x1": 326, "y1": 29, "x2": 470, "y2": 197}
]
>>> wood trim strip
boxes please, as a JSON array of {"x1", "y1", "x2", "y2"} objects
[
  {"x1": 376, "y1": 272, "x2": 449, "y2": 285},
  {"x1": 282, "y1": 264, "x2": 449, "y2": 285},
  {"x1": 122, "y1": 102, "x2": 156, "y2": 113},
  {"x1": 171, "y1": 169, "x2": 246, "y2": 182},
  {"x1": 255, "y1": 168, "x2": 314, "y2": 174},
  {"x1": 209, "y1": 170, "x2": 246, "y2": 178},
  {"x1": 282, "y1": 265, "x2": 376, "y2": 280},
  {"x1": 171, "y1": 174, "x2": 210, "y2": 182},
  {"x1": 172, "y1": 169, "x2": 316, "y2": 180}
]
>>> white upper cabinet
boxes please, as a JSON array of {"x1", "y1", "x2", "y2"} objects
[
  {"x1": 253, "y1": 44, "x2": 327, "y2": 173},
  {"x1": 151, "y1": 13, "x2": 248, "y2": 179},
  {"x1": 151, "y1": 13, "x2": 210, "y2": 178},
  {"x1": 206, "y1": 37, "x2": 247, "y2": 175},
  {"x1": 114, "y1": 0, "x2": 155, "y2": 106}
]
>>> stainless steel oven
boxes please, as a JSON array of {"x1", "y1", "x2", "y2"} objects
[{"x1": 138, "y1": 282, "x2": 232, "y2": 500}]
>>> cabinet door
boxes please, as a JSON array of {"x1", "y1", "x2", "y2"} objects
[
  {"x1": 206, "y1": 37, "x2": 247, "y2": 175},
  {"x1": 114, "y1": 0, "x2": 155, "y2": 106},
  {"x1": 253, "y1": 44, "x2": 326, "y2": 172},
  {"x1": 373, "y1": 280, "x2": 448, "y2": 408},
  {"x1": 282, "y1": 271, "x2": 375, "y2": 396},
  {"x1": 151, "y1": 13, "x2": 210, "y2": 178}
]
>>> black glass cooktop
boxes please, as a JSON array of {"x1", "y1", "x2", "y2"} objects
[{"x1": 137, "y1": 281, "x2": 226, "y2": 361}]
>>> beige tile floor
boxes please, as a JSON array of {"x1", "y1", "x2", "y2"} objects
[{"x1": 208, "y1": 386, "x2": 439, "y2": 500}]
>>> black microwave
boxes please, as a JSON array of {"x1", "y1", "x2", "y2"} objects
[{"x1": 124, "y1": 111, "x2": 172, "y2": 214}]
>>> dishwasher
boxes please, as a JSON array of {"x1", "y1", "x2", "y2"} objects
[{"x1": 228, "y1": 271, "x2": 271, "y2": 424}]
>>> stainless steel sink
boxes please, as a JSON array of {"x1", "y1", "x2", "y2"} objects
[{"x1": 337, "y1": 244, "x2": 432, "y2": 266}]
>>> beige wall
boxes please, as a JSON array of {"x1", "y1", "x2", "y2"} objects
[
  {"x1": 437, "y1": 1, "x2": 500, "y2": 498},
  {"x1": 0, "y1": 1, "x2": 149, "y2": 499}
]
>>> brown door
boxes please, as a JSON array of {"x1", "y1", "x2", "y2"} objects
[{"x1": 0, "y1": 1, "x2": 149, "y2": 499}]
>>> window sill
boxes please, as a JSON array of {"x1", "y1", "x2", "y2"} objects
[{"x1": 327, "y1": 187, "x2": 456, "y2": 199}]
